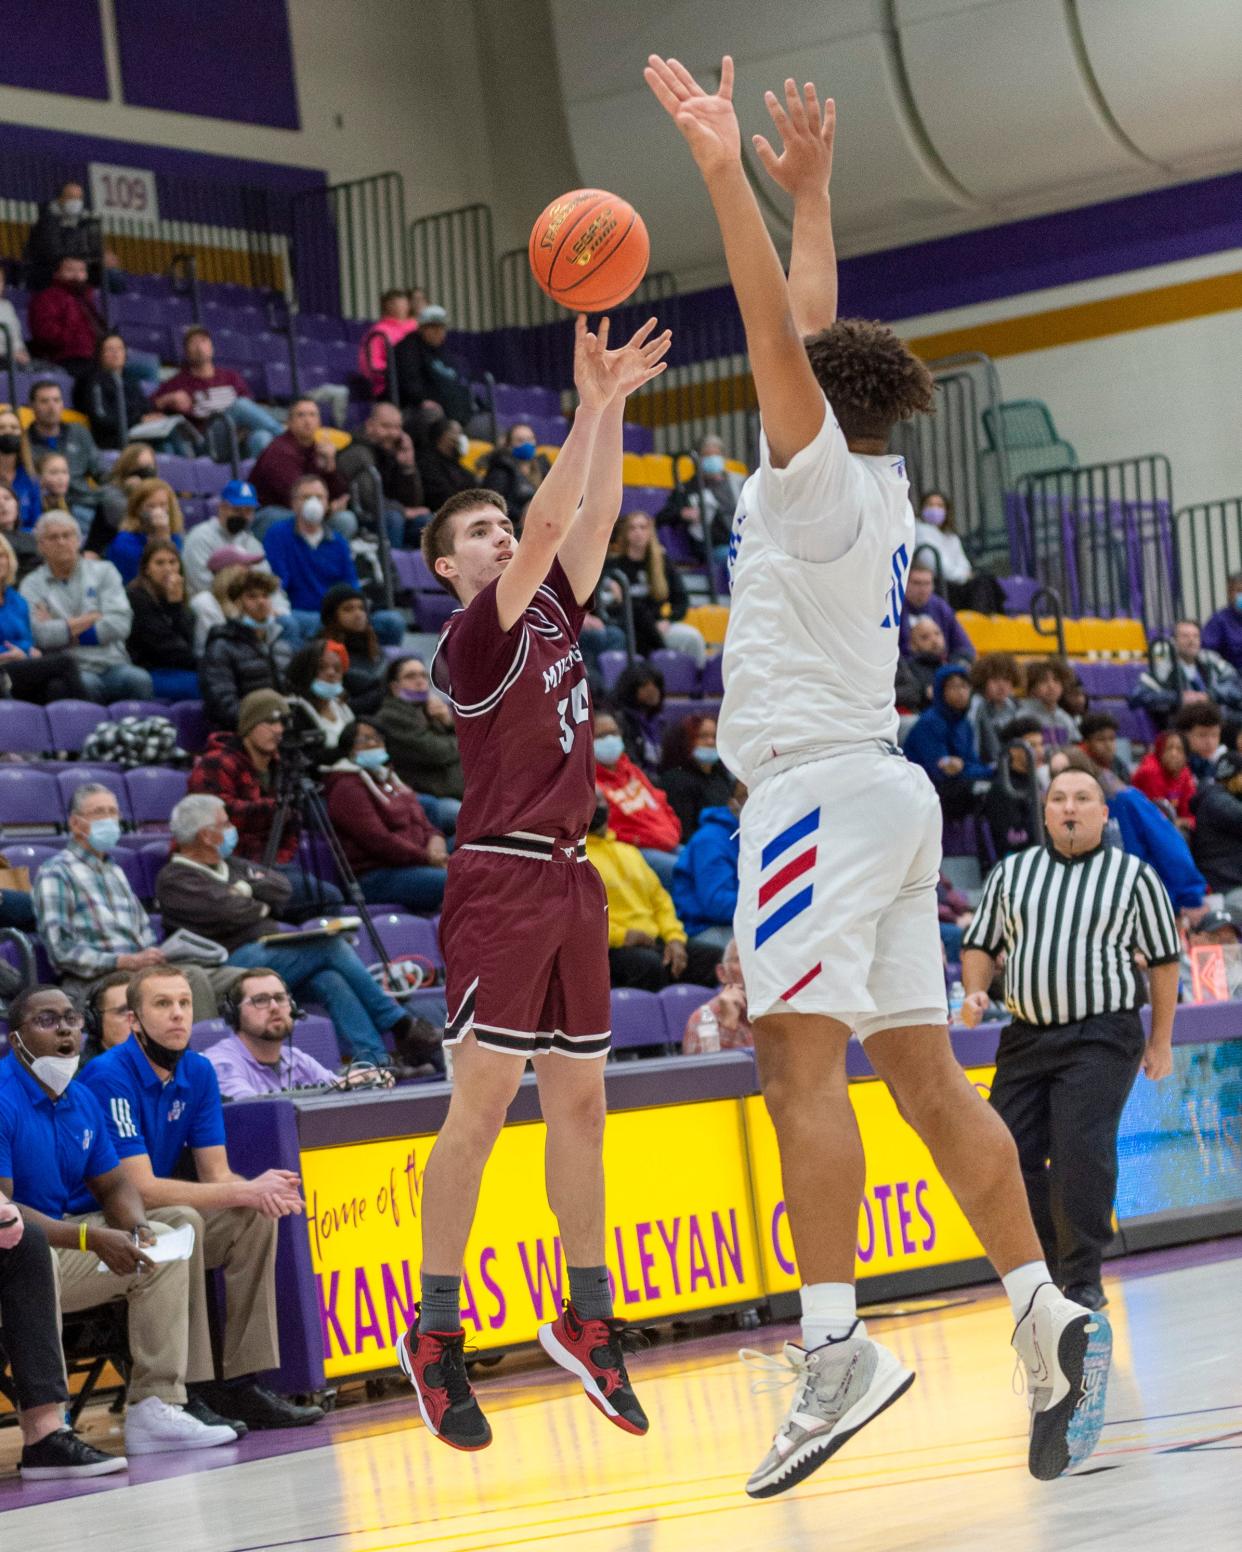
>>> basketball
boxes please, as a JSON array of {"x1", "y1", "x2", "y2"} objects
[{"x1": 528, "y1": 188, "x2": 650, "y2": 312}]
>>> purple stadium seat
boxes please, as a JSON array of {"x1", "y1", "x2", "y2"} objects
[
  {"x1": 362, "y1": 912, "x2": 442, "y2": 966},
  {"x1": 657, "y1": 983, "x2": 715, "y2": 1047},
  {"x1": 0, "y1": 701, "x2": 52, "y2": 754},
  {"x1": 190, "y1": 1019, "x2": 229, "y2": 1053},
  {"x1": 413, "y1": 593, "x2": 457, "y2": 632},
  {"x1": 55, "y1": 767, "x2": 132, "y2": 823},
  {"x1": 391, "y1": 548, "x2": 436, "y2": 593},
  {"x1": 110, "y1": 846, "x2": 146, "y2": 898},
  {"x1": 620, "y1": 486, "x2": 667, "y2": 519},
  {"x1": 942, "y1": 815, "x2": 980, "y2": 858},
  {"x1": 621, "y1": 423, "x2": 654, "y2": 454},
  {"x1": 46, "y1": 699, "x2": 107, "y2": 753},
  {"x1": 700, "y1": 656, "x2": 724, "y2": 697},
  {"x1": 1116, "y1": 705, "x2": 1158, "y2": 744},
  {"x1": 598, "y1": 650, "x2": 628, "y2": 691},
  {"x1": 154, "y1": 455, "x2": 199, "y2": 492},
  {"x1": 650, "y1": 649, "x2": 700, "y2": 696},
  {"x1": 0, "y1": 842, "x2": 59, "y2": 877},
  {"x1": 609, "y1": 988, "x2": 666, "y2": 1053},
  {"x1": 125, "y1": 767, "x2": 189, "y2": 827},
  {"x1": 170, "y1": 701, "x2": 210, "y2": 753},
  {"x1": 999, "y1": 576, "x2": 1040, "y2": 614},
  {"x1": 108, "y1": 700, "x2": 168, "y2": 723},
  {"x1": 292, "y1": 1014, "x2": 340, "y2": 1071},
  {"x1": 0, "y1": 768, "x2": 64, "y2": 831}
]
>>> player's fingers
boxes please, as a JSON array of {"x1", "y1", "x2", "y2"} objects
[
  {"x1": 752, "y1": 135, "x2": 780, "y2": 178},
  {"x1": 596, "y1": 315, "x2": 610, "y2": 350},
  {"x1": 822, "y1": 97, "x2": 837, "y2": 145},
  {"x1": 664, "y1": 57, "x2": 702, "y2": 98},
  {"x1": 764, "y1": 90, "x2": 792, "y2": 141},
  {"x1": 643, "y1": 59, "x2": 685, "y2": 111},
  {"x1": 627, "y1": 315, "x2": 658, "y2": 349},
  {"x1": 640, "y1": 361, "x2": 668, "y2": 384},
  {"x1": 784, "y1": 78, "x2": 808, "y2": 131},
  {"x1": 803, "y1": 82, "x2": 821, "y2": 132},
  {"x1": 719, "y1": 54, "x2": 734, "y2": 100}
]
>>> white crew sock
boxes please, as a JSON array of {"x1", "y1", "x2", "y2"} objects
[
  {"x1": 1002, "y1": 1260, "x2": 1054, "y2": 1320},
  {"x1": 800, "y1": 1282, "x2": 862, "y2": 1350}
]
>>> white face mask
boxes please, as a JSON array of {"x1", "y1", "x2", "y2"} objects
[
  {"x1": 300, "y1": 496, "x2": 326, "y2": 527},
  {"x1": 14, "y1": 1035, "x2": 80, "y2": 1095},
  {"x1": 60, "y1": 198, "x2": 84, "y2": 219}
]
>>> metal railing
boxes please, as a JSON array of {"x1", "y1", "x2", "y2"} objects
[
  {"x1": 1174, "y1": 497, "x2": 1242, "y2": 623},
  {"x1": 0, "y1": 322, "x2": 16, "y2": 408},
  {"x1": 169, "y1": 252, "x2": 202, "y2": 326},
  {"x1": 668, "y1": 446, "x2": 719, "y2": 605},
  {"x1": 1030, "y1": 585, "x2": 1066, "y2": 658},
  {"x1": 410, "y1": 203, "x2": 496, "y2": 332},
  {"x1": 292, "y1": 172, "x2": 407, "y2": 320},
  {"x1": 1012, "y1": 455, "x2": 1176, "y2": 632}
]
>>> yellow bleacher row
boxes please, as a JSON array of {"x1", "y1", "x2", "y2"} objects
[
  {"x1": 957, "y1": 612, "x2": 1147, "y2": 659},
  {"x1": 476, "y1": 442, "x2": 748, "y2": 491}
]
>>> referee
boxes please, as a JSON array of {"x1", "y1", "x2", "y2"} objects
[{"x1": 961, "y1": 756, "x2": 1179, "y2": 1310}]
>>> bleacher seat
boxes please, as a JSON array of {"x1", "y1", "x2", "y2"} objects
[
  {"x1": 650, "y1": 649, "x2": 700, "y2": 696},
  {"x1": 0, "y1": 842, "x2": 59, "y2": 877},
  {"x1": 0, "y1": 701, "x2": 51, "y2": 755},
  {"x1": 54, "y1": 768, "x2": 131, "y2": 823},
  {"x1": 657, "y1": 983, "x2": 714, "y2": 1046},
  {"x1": 108, "y1": 700, "x2": 168, "y2": 722},
  {"x1": 190, "y1": 1018, "x2": 229, "y2": 1053},
  {"x1": 682, "y1": 606, "x2": 729, "y2": 647},
  {"x1": 293, "y1": 1015, "x2": 340, "y2": 1072},
  {"x1": 609, "y1": 988, "x2": 667, "y2": 1054},
  {"x1": 356, "y1": 913, "x2": 442, "y2": 968},
  {"x1": 46, "y1": 700, "x2": 106, "y2": 753},
  {"x1": 0, "y1": 768, "x2": 64, "y2": 832},
  {"x1": 125, "y1": 767, "x2": 188, "y2": 827},
  {"x1": 597, "y1": 651, "x2": 628, "y2": 691},
  {"x1": 170, "y1": 701, "x2": 210, "y2": 754},
  {"x1": 701, "y1": 656, "x2": 724, "y2": 697}
]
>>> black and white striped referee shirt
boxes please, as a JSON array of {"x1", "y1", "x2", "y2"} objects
[{"x1": 962, "y1": 842, "x2": 1181, "y2": 1028}]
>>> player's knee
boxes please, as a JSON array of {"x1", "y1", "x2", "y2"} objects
[{"x1": 548, "y1": 1084, "x2": 606, "y2": 1142}]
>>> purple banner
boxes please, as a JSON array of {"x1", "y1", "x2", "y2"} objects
[{"x1": 0, "y1": 0, "x2": 108, "y2": 99}]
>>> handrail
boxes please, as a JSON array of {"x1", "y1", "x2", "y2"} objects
[
  {"x1": 169, "y1": 252, "x2": 201, "y2": 325},
  {"x1": 267, "y1": 296, "x2": 301, "y2": 401},
  {"x1": 110, "y1": 369, "x2": 128, "y2": 449},
  {"x1": 669, "y1": 447, "x2": 718, "y2": 606},
  {"x1": 363, "y1": 464, "x2": 396, "y2": 612},
  {"x1": 479, "y1": 370, "x2": 497, "y2": 448},
  {"x1": 994, "y1": 736, "x2": 1045, "y2": 846},
  {"x1": 207, "y1": 408, "x2": 241, "y2": 479},
  {"x1": 910, "y1": 541, "x2": 944, "y2": 595},
  {"x1": 605, "y1": 568, "x2": 639, "y2": 665},
  {"x1": 0, "y1": 323, "x2": 16, "y2": 410},
  {"x1": 1147, "y1": 634, "x2": 1178, "y2": 709},
  {"x1": 1030, "y1": 585, "x2": 1066, "y2": 658}
]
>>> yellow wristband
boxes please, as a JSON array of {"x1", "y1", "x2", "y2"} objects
[{"x1": 78, "y1": 1221, "x2": 89, "y2": 1253}]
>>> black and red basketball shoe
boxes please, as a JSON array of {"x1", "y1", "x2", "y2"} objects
[
  {"x1": 396, "y1": 1322, "x2": 492, "y2": 1451},
  {"x1": 538, "y1": 1301, "x2": 649, "y2": 1435}
]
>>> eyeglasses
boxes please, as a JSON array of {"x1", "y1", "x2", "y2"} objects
[
  {"x1": 243, "y1": 993, "x2": 292, "y2": 1010},
  {"x1": 26, "y1": 1010, "x2": 85, "y2": 1033}
]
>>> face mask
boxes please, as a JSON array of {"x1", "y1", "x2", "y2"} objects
[
  {"x1": 692, "y1": 746, "x2": 718, "y2": 767},
  {"x1": 397, "y1": 688, "x2": 428, "y2": 704},
  {"x1": 594, "y1": 734, "x2": 624, "y2": 767},
  {"x1": 355, "y1": 746, "x2": 388, "y2": 771},
  {"x1": 87, "y1": 818, "x2": 121, "y2": 853},
  {"x1": 61, "y1": 199, "x2": 84, "y2": 218},
  {"x1": 224, "y1": 513, "x2": 249, "y2": 535},
  {"x1": 300, "y1": 496, "x2": 326, "y2": 526},
  {"x1": 241, "y1": 613, "x2": 267, "y2": 631},
  {"x1": 700, "y1": 453, "x2": 726, "y2": 477},
  {"x1": 311, "y1": 678, "x2": 343, "y2": 701},
  {"x1": 0, "y1": 434, "x2": 21, "y2": 455},
  {"x1": 14, "y1": 1034, "x2": 80, "y2": 1096},
  {"x1": 920, "y1": 505, "x2": 947, "y2": 527},
  {"x1": 135, "y1": 1026, "x2": 185, "y2": 1073},
  {"x1": 456, "y1": 434, "x2": 470, "y2": 458},
  {"x1": 218, "y1": 825, "x2": 239, "y2": 860},
  {"x1": 510, "y1": 440, "x2": 537, "y2": 462}
]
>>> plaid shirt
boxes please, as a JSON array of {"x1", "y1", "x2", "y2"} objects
[
  {"x1": 187, "y1": 733, "x2": 300, "y2": 864},
  {"x1": 33, "y1": 841, "x2": 155, "y2": 979}
]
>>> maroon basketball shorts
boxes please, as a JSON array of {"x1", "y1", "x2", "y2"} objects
[{"x1": 440, "y1": 835, "x2": 611, "y2": 1059}]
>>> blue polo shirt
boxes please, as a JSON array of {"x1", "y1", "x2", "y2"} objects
[
  {"x1": 0, "y1": 1057, "x2": 119, "y2": 1217},
  {"x1": 73, "y1": 1037, "x2": 226, "y2": 1212}
]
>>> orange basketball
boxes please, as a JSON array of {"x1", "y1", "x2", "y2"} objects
[{"x1": 528, "y1": 188, "x2": 650, "y2": 313}]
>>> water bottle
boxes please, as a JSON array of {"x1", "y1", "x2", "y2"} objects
[
  {"x1": 948, "y1": 980, "x2": 965, "y2": 1025},
  {"x1": 698, "y1": 1002, "x2": 721, "y2": 1053}
]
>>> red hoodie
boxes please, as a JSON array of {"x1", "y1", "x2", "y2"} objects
[
  {"x1": 596, "y1": 754, "x2": 681, "y2": 851},
  {"x1": 1132, "y1": 741, "x2": 1197, "y2": 823}
]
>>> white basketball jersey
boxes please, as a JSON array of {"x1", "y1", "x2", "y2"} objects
[{"x1": 717, "y1": 396, "x2": 915, "y2": 786}]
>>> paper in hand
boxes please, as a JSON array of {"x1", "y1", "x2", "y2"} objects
[{"x1": 97, "y1": 1221, "x2": 197, "y2": 1271}]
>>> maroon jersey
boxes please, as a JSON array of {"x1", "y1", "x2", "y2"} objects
[{"x1": 431, "y1": 559, "x2": 594, "y2": 845}]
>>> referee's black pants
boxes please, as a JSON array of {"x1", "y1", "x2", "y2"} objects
[{"x1": 989, "y1": 1011, "x2": 1145, "y2": 1289}]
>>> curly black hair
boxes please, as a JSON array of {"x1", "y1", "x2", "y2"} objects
[{"x1": 804, "y1": 318, "x2": 935, "y2": 442}]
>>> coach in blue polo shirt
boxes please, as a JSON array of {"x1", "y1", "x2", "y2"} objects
[
  {"x1": 79, "y1": 965, "x2": 324, "y2": 1433},
  {"x1": 0, "y1": 983, "x2": 237, "y2": 1461}
]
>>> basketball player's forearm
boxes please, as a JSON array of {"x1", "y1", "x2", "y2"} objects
[
  {"x1": 559, "y1": 398, "x2": 625, "y2": 601},
  {"x1": 703, "y1": 163, "x2": 796, "y2": 348},
  {"x1": 961, "y1": 948, "x2": 994, "y2": 998},
  {"x1": 524, "y1": 403, "x2": 604, "y2": 545},
  {"x1": 788, "y1": 189, "x2": 837, "y2": 336}
]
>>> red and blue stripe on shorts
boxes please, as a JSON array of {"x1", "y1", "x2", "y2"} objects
[{"x1": 755, "y1": 805, "x2": 822, "y2": 1001}]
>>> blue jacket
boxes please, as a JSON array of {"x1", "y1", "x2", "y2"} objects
[
  {"x1": 262, "y1": 518, "x2": 359, "y2": 612},
  {"x1": 106, "y1": 529, "x2": 183, "y2": 587},
  {"x1": 1108, "y1": 786, "x2": 1205, "y2": 910},
  {"x1": 903, "y1": 664, "x2": 994, "y2": 787},
  {"x1": 671, "y1": 804, "x2": 738, "y2": 937},
  {"x1": 0, "y1": 586, "x2": 33, "y2": 652}
]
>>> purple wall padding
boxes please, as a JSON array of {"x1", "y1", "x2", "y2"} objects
[
  {"x1": 114, "y1": 0, "x2": 301, "y2": 130},
  {"x1": 0, "y1": 0, "x2": 108, "y2": 99}
]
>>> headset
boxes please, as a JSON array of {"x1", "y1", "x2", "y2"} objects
[{"x1": 223, "y1": 974, "x2": 304, "y2": 1032}]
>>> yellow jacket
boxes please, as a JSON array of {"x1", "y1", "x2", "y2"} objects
[{"x1": 585, "y1": 830, "x2": 686, "y2": 949}]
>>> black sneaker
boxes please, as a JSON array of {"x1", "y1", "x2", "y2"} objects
[
  {"x1": 19, "y1": 1427, "x2": 128, "y2": 1480},
  {"x1": 195, "y1": 1381, "x2": 324, "y2": 1431},
  {"x1": 185, "y1": 1393, "x2": 248, "y2": 1438},
  {"x1": 538, "y1": 1302, "x2": 650, "y2": 1435},
  {"x1": 395, "y1": 1323, "x2": 493, "y2": 1451},
  {"x1": 1063, "y1": 1282, "x2": 1108, "y2": 1311}
]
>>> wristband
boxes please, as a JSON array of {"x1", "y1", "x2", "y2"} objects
[{"x1": 78, "y1": 1221, "x2": 89, "y2": 1253}]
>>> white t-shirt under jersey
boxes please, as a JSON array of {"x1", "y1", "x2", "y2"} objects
[{"x1": 718, "y1": 394, "x2": 915, "y2": 787}]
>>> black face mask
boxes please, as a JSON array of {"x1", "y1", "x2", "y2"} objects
[
  {"x1": 134, "y1": 1024, "x2": 186, "y2": 1073},
  {"x1": 0, "y1": 434, "x2": 22, "y2": 455},
  {"x1": 224, "y1": 513, "x2": 249, "y2": 535}
]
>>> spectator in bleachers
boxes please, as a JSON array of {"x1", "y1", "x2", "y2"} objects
[
  {"x1": 126, "y1": 539, "x2": 199, "y2": 700},
  {"x1": 359, "y1": 289, "x2": 418, "y2": 397},
  {"x1": 90, "y1": 441, "x2": 158, "y2": 546},
  {"x1": 250, "y1": 399, "x2": 353, "y2": 534},
  {"x1": 481, "y1": 422, "x2": 551, "y2": 526},
  {"x1": 593, "y1": 709, "x2": 682, "y2": 887},
  {"x1": 967, "y1": 651, "x2": 1022, "y2": 764},
  {"x1": 206, "y1": 968, "x2": 340, "y2": 1099},
  {"x1": 1200, "y1": 573, "x2": 1242, "y2": 674},
  {"x1": 336, "y1": 400, "x2": 426, "y2": 548},
  {"x1": 614, "y1": 660, "x2": 667, "y2": 768},
  {"x1": 21, "y1": 511, "x2": 151, "y2": 702},
  {"x1": 898, "y1": 562, "x2": 975, "y2": 661},
  {"x1": 981, "y1": 715, "x2": 1045, "y2": 856},
  {"x1": 0, "y1": 408, "x2": 41, "y2": 529},
  {"x1": 681, "y1": 937, "x2": 753, "y2": 1052},
  {"x1": 661, "y1": 433, "x2": 745, "y2": 565},
  {"x1": 73, "y1": 332, "x2": 160, "y2": 451},
  {"x1": 37, "y1": 451, "x2": 72, "y2": 520},
  {"x1": 157, "y1": 795, "x2": 437, "y2": 1074},
  {"x1": 33, "y1": 781, "x2": 223, "y2": 1017},
  {"x1": 108, "y1": 477, "x2": 184, "y2": 586},
  {"x1": 584, "y1": 794, "x2": 719, "y2": 991},
  {"x1": 895, "y1": 615, "x2": 950, "y2": 711},
  {"x1": 200, "y1": 571, "x2": 290, "y2": 731},
  {"x1": 22, "y1": 182, "x2": 99, "y2": 291},
  {"x1": 1017, "y1": 656, "x2": 1080, "y2": 740},
  {"x1": 25, "y1": 378, "x2": 103, "y2": 524},
  {"x1": 377, "y1": 655, "x2": 463, "y2": 829},
  {"x1": 0, "y1": 531, "x2": 87, "y2": 704},
  {"x1": 0, "y1": 266, "x2": 30, "y2": 367},
  {"x1": 1191, "y1": 751, "x2": 1242, "y2": 908},
  {"x1": 1174, "y1": 701, "x2": 1225, "y2": 784},
  {"x1": 605, "y1": 510, "x2": 707, "y2": 667},
  {"x1": 81, "y1": 970, "x2": 134, "y2": 1064},
  {"x1": 1133, "y1": 730, "x2": 1196, "y2": 832},
  {"x1": 394, "y1": 304, "x2": 474, "y2": 425},
  {"x1": 671, "y1": 779, "x2": 744, "y2": 950},
  {"x1": 0, "y1": 983, "x2": 238, "y2": 1461},
  {"x1": 324, "y1": 719, "x2": 448, "y2": 911},
  {"x1": 657, "y1": 713, "x2": 734, "y2": 841},
  {"x1": 286, "y1": 639, "x2": 354, "y2": 758},
  {"x1": 1061, "y1": 674, "x2": 1089, "y2": 724},
  {"x1": 904, "y1": 663, "x2": 995, "y2": 818},
  {"x1": 415, "y1": 416, "x2": 474, "y2": 511},
  {"x1": 183, "y1": 478, "x2": 269, "y2": 592},
  {"x1": 26, "y1": 256, "x2": 102, "y2": 380},
  {"x1": 912, "y1": 489, "x2": 1004, "y2": 613},
  {"x1": 188, "y1": 689, "x2": 345, "y2": 918},
  {"x1": 1131, "y1": 618, "x2": 1242, "y2": 725},
  {"x1": 0, "y1": 484, "x2": 41, "y2": 581},
  {"x1": 319, "y1": 582, "x2": 397, "y2": 712},
  {"x1": 1079, "y1": 712, "x2": 1131, "y2": 789},
  {"x1": 77, "y1": 964, "x2": 325, "y2": 1433},
  {"x1": 152, "y1": 326, "x2": 281, "y2": 459},
  {"x1": 261, "y1": 474, "x2": 379, "y2": 634}
]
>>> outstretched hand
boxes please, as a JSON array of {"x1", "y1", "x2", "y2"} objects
[
  {"x1": 753, "y1": 79, "x2": 835, "y2": 200},
  {"x1": 644, "y1": 55, "x2": 740, "y2": 177},
  {"x1": 573, "y1": 314, "x2": 672, "y2": 412}
]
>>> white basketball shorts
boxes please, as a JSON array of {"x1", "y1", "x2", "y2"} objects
[{"x1": 735, "y1": 745, "x2": 948, "y2": 1037}]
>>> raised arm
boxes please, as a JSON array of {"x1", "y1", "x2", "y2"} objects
[
  {"x1": 645, "y1": 54, "x2": 822, "y2": 467},
  {"x1": 753, "y1": 81, "x2": 838, "y2": 336}
]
